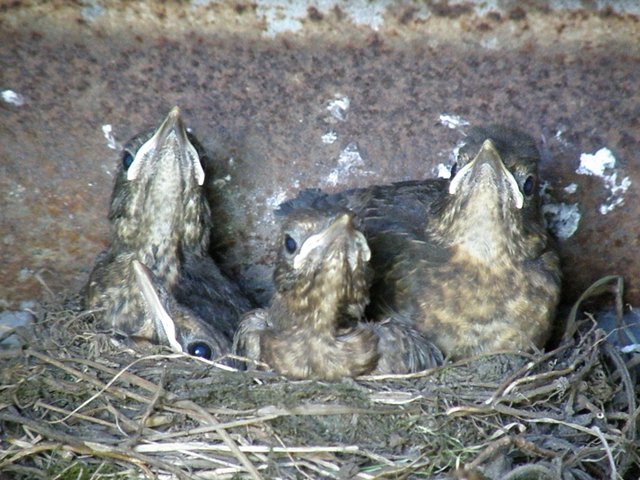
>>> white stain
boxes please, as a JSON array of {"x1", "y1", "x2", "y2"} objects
[
  {"x1": 212, "y1": 174, "x2": 232, "y2": 188},
  {"x1": 81, "y1": 1, "x2": 105, "y2": 22},
  {"x1": 327, "y1": 95, "x2": 350, "y2": 122},
  {"x1": 439, "y1": 114, "x2": 469, "y2": 129},
  {"x1": 326, "y1": 143, "x2": 369, "y2": 186},
  {"x1": 555, "y1": 129, "x2": 571, "y2": 147},
  {"x1": 480, "y1": 37, "x2": 499, "y2": 50},
  {"x1": 598, "y1": 173, "x2": 632, "y2": 215},
  {"x1": 7, "y1": 180, "x2": 27, "y2": 199},
  {"x1": 255, "y1": 1, "x2": 307, "y2": 37},
  {"x1": 577, "y1": 147, "x2": 616, "y2": 176},
  {"x1": 577, "y1": 148, "x2": 631, "y2": 215},
  {"x1": 1, "y1": 90, "x2": 25, "y2": 106},
  {"x1": 102, "y1": 124, "x2": 120, "y2": 150},
  {"x1": 266, "y1": 189, "x2": 289, "y2": 210},
  {"x1": 541, "y1": 182, "x2": 580, "y2": 240},
  {"x1": 256, "y1": 0, "x2": 391, "y2": 37},
  {"x1": 563, "y1": 183, "x2": 578, "y2": 194},
  {"x1": 542, "y1": 202, "x2": 581, "y2": 241},
  {"x1": 321, "y1": 130, "x2": 338, "y2": 144},
  {"x1": 341, "y1": 0, "x2": 390, "y2": 31},
  {"x1": 435, "y1": 163, "x2": 452, "y2": 179}
]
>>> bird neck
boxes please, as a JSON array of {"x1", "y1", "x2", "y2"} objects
[
  {"x1": 111, "y1": 190, "x2": 211, "y2": 290},
  {"x1": 433, "y1": 193, "x2": 535, "y2": 264},
  {"x1": 272, "y1": 261, "x2": 368, "y2": 333}
]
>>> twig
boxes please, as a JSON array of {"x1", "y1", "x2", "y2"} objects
[
  {"x1": 127, "y1": 366, "x2": 167, "y2": 446},
  {"x1": 467, "y1": 435, "x2": 558, "y2": 471},
  {"x1": 601, "y1": 342, "x2": 637, "y2": 442},
  {"x1": 0, "y1": 409, "x2": 190, "y2": 479},
  {"x1": 26, "y1": 349, "x2": 149, "y2": 406},
  {"x1": 175, "y1": 399, "x2": 264, "y2": 480},
  {"x1": 34, "y1": 400, "x2": 118, "y2": 430},
  {"x1": 591, "y1": 426, "x2": 617, "y2": 479},
  {"x1": 134, "y1": 442, "x2": 360, "y2": 455},
  {"x1": 489, "y1": 341, "x2": 573, "y2": 402}
]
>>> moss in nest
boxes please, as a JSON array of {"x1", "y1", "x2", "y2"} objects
[{"x1": 1, "y1": 278, "x2": 637, "y2": 479}]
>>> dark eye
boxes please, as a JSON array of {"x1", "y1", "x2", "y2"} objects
[
  {"x1": 284, "y1": 234, "x2": 297, "y2": 254},
  {"x1": 188, "y1": 342, "x2": 212, "y2": 359},
  {"x1": 450, "y1": 162, "x2": 458, "y2": 177},
  {"x1": 122, "y1": 151, "x2": 134, "y2": 170},
  {"x1": 523, "y1": 176, "x2": 535, "y2": 196}
]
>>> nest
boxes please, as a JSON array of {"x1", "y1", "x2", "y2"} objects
[{"x1": 1, "y1": 278, "x2": 638, "y2": 480}]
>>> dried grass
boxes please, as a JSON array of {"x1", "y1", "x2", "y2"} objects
[{"x1": 1, "y1": 278, "x2": 638, "y2": 479}]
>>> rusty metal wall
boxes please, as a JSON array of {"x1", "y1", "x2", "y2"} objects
[{"x1": 1, "y1": 1, "x2": 639, "y2": 312}]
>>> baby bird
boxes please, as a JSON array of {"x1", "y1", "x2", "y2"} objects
[
  {"x1": 131, "y1": 260, "x2": 229, "y2": 359},
  {"x1": 234, "y1": 209, "x2": 378, "y2": 379},
  {"x1": 370, "y1": 128, "x2": 561, "y2": 358},
  {"x1": 280, "y1": 126, "x2": 561, "y2": 359},
  {"x1": 85, "y1": 107, "x2": 250, "y2": 357},
  {"x1": 234, "y1": 209, "x2": 441, "y2": 379}
]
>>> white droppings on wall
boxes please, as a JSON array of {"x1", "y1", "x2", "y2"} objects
[
  {"x1": 321, "y1": 131, "x2": 338, "y2": 144},
  {"x1": 435, "y1": 163, "x2": 452, "y2": 179},
  {"x1": 255, "y1": 1, "x2": 307, "y2": 37},
  {"x1": 102, "y1": 124, "x2": 120, "y2": 150},
  {"x1": 341, "y1": 0, "x2": 391, "y2": 31},
  {"x1": 541, "y1": 182, "x2": 581, "y2": 240},
  {"x1": 327, "y1": 95, "x2": 350, "y2": 122},
  {"x1": 325, "y1": 143, "x2": 370, "y2": 186},
  {"x1": 1, "y1": 90, "x2": 25, "y2": 106},
  {"x1": 439, "y1": 114, "x2": 469, "y2": 129},
  {"x1": 254, "y1": 0, "x2": 395, "y2": 37},
  {"x1": 577, "y1": 147, "x2": 616, "y2": 176},
  {"x1": 265, "y1": 189, "x2": 289, "y2": 210},
  {"x1": 542, "y1": 202, "x2": 581, "y2": 241},
  {"x1": 555, "y1": 129, "x2": 571, "y2": 147},
  {"x1": 577, "y1": 148, "x2": 631, "y2": 215}
]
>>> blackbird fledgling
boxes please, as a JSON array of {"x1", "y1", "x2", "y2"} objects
[
  {"x1": 280, "y1": 126, "x2": 561, "y2": 359},
  {"x1": 85, "y1": 107, "x2": 250, "y2": 358},
  {"x1": 233, "y1": 209, "x2": 442, "y2": 379},
  {"x1": 233, "y1": 209, "x2": 378, "y2": 379},
  {"x1": 131, "y1": 260, "x2": 229, "y2": 358}
]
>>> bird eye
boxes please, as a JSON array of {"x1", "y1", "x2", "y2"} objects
[
  {"x1": 450, "y1": 162, "x2": 458, "y2": 177},
  {"x1": 188, "y1": 342, "x2": 212, "y2": 359},
  {"x1": 122, "y1": 151, "x2": 134, "y2": 170},
  {"x1": 523, "y1": 176, "x2": 535, "y2": 196},
  {"x1": 284, "y1": 234, "x2": 297, "y2": 254}
]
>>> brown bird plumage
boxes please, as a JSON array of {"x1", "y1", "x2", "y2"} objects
[
  {"x1": 280, "y1": 126, "x2": 561, "y2": 359},
  {"x1": 234, "y1": 209, "x2": 442, "y2": 378},
  {"x1": 234, "y1": 209, "x2": 378, "y2": 379},
  {"x1": 85, "y1": 107, "x2": 250, "y2": 358},
  {"x1": 131, "y1": 260, "x2": 229, "y2": 358},
  {"x1": 373, "y1": 131, "x2": 560, "y2": 358}
]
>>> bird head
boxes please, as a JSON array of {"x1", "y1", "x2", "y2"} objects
[
  {"x1": 438, "y1": 125, "x2": 545, "y2": 260},
  {"x1": 108, "y1": 107, "x2": 211, "y2": 255},
  {"x1": 132, "y1": 259, "x2": 229, "y2": 360},
  {"x1": 451, "y1": 125, "x2": 542, "y2": 217},
  {"x1": 273, "y1": 209, "x2": 371, "y2": 321}
]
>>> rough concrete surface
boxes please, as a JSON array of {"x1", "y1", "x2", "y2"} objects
[{"x1": 1, "y1": 1, "x2": 639, "y2": 316}]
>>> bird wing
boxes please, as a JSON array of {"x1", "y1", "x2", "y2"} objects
[
  {"x1": 369, "y1": 317, "x2": 443, "y2": 374},
  {"x1": 232, "y1": 309, "x2": 270, "y2": 369},
  {"x1": 277, "y1": 179, "x2": 448, "y2": 239},
  {"x1": 177, "y1": 253, "x2": 253, "y2": 341}
]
